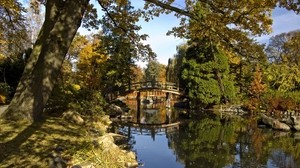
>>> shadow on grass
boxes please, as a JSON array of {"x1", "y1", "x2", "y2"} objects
[
  {"x1": 0, "y1": 119, "x2": 44, "y2": 163},
  {"x1": 0, "y1": 116, "x2": 88, "y2": 167}
]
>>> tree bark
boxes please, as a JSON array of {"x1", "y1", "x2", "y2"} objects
[{"x1": 3, "y1": 0, "x2": 89, "y2": 122}]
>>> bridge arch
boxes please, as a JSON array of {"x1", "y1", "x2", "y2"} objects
[{"x1": 119, "y1": 81, "x2": 184, "y2": 101}]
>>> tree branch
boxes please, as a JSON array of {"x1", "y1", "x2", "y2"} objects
[
  {"x1": 144, "y1": 0, "x2": 197, "y2": 20},
  {"x1": 97, "y1": 0, "x2": 129, "y2": 35}
]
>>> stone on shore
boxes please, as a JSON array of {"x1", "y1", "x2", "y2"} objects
[
  {"x1": 62, "y1": 110, "x2": 84, "y2": 125},
  {"x1": 260, "y1": 114, "x2": 290, "y2": 131}
]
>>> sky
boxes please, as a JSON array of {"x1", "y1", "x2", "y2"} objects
[{"x1": 79, "y1": 2, "x2": 300, "y2": 67}]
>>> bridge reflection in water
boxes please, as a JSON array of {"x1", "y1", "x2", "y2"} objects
[{"x1": 116, "y1": 100, "x2": 180, "y2": 141}]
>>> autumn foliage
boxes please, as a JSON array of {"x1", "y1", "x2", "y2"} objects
[{"x1": 245, "y1": 64, "x2": 266, "y2": 112}]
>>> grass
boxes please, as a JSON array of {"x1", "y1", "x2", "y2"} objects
[{"x1": 0, "y1": 113, "x2": 136, "y2": 168}]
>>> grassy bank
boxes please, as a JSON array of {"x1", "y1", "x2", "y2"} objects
[{"x1": 0, "y1": 112, "x2": 136, "y2": 168}]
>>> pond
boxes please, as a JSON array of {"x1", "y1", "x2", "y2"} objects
[{"x1": 111, "y1": 101, "x2": 300, "y2": 168}]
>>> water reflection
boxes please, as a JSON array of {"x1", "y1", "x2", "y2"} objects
[
  {"x1": 125, "y1": 100, "x2": 179, "y2": 124},
  {"x1": 113, "y1": 102, "x2": 300, "y2": 168}
]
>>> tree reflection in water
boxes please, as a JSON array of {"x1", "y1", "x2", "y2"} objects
[
  {"x1": 113, "y1": 102, "x2": 300, "y2": 168},
  {"x1": 168, "y1": 113, "x2": 300, "y2": 168}
]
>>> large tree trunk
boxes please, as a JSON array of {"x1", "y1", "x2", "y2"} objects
[{"x1": 3, "y1": 0, "x2": 89, "y2": 122}]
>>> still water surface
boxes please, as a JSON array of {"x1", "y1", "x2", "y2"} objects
[{"x1": 113, "y1": 101, "x2": 300, "y2": 168}]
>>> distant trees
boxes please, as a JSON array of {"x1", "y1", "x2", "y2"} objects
[
  {"x1": 166, "y1": 44, "x2": 186, "y2": 86},
  {"x1": 144, "y1": 59, "x2": 166, "y2": 83},
  {"x1": 264, "y1": 31, "x2": 300, "y2": 92}
]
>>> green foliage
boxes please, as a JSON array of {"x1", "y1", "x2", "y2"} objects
[
  {"x1": 181, "y1": 39, "x2": 236, "y2": 108},
  {"x1": 166, "y1": 44, "x2": 187, "y2": 84},
  {"x1": 68, "y1": 88, "x2": 106, "y2": 115},
  {"x1": 143, "y1": 59, "x2": 166, "y2": 82},
  {"x1": 222, "y1": 78, "x2": 237, "y2": 102},
  {"x1": 47, "y1": 83, "x2": 106, "y2": 116},
  {"x1": 265, "y1": 63, "x2": 300, "y2": 92}
]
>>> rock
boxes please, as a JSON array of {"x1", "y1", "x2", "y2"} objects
[
  {"x1": 108, "y1": 104, "x2": 124, "y2": 117},
  {"x1": 97, "y1": 134, "x2": 118, "y2": 150},
  {"x1": 62, "y1": 111, "x2": 84, "y2": 125},
  {"x1": 280, "y1": 116, "x2": 300, "y2": 131},
  {"x1": 260, "y1": 114, "x2": 291, "y2": 131},
  {"x1": 126, "y1": 151, "x2": 136, "y2": 160},
  {"x1": 48, "y1": 152, "x2": 67, "y2": 168},
  {"x1": 125, "y1": 162, "x2": 139, "y2": 168},
  {"x1": 272, "y1": 121, "x2": 290, "y2": 131},
  {"x1": 287, "y1": 116, "x2": 300, "y2": 131},
  {"x1": 293, "y1": 132, "x2": 300, "y2": 140},
  {"x1": 71, "y1": 165, "x2": 81, "y2": 168}
]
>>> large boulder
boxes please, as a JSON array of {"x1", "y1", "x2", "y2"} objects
[{"x1": 260, "y1": 114, "x2": 290, "y2": 131}]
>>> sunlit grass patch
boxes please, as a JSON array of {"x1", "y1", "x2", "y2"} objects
[{"x1": 0, "y1": 114, "x2": 136, "y2": 168}]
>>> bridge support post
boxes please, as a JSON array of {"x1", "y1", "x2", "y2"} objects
[
  {"x1": 166, "y1": 92, "x2": 170, "y2": 100},
  {"x1": 136, "y1": 92, "x2": 141, "y2": 123}
]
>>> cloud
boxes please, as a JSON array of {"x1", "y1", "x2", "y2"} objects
[{"x1": 143, "y1": 34, "x2": 185, "y2": 65}]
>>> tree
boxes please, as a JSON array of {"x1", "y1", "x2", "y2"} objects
[
  {"x1": 76, "y1": 35, "x2": 107, "y2": 91},
  {"x1": 166, "y1": 44, "x2": 187, "y2": 85},
  {"x1": 265, "y1": 31, "x2": 300, "y2": 65},
  {"x1": 0, "y1": 0, "x2": 29, "y2": 59},
  {"x1": 131, "y1": 65, "x2": 143, "y2": 82},
  {"x1": 249, "y1": 64, "x2": 267, "y2": 100},
  {"x1": 99, "y1": 1, "x2": 150, "y2": 100},
  {"x1": 181, "y1": 38, "x2": 236, "y2": 108},
  {"x1": 3, "y1": 0, "x2": 300, "y2": 122},
  {"x1": 144, "y1": 59, "x2": 166, "y2": 82},
  {"x1": 264, "y1": 31, "x2": 300, "y2": 92},
  {"x1": 0, "y1": 0, "x2": 31, "y2": 102},
  {"x1": 3, "y1": 0, "x2": 90, "y2": 121}
]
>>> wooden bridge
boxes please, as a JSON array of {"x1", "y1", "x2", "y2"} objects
[{"x1": 123, "y1": 81, "x2": 183, "y2": 95}]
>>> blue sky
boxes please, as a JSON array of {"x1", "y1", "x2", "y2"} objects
[
  {"x1": 256, "y1": 8, "x2": 300, "y2": 43},
  {"x1": 79, "y1": 2, "x2": 300, "y2": 67}
]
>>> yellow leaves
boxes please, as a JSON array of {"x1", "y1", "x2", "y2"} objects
[
  {"x1": 223, "y1": 49, "x2": 241, "y2": 65},
  {"x1": 115, "y1": 0, "x2": 128, "y2": 6},
  {"x1": 0, "y1": 0, "x2": 22, "y2": 13},
  {"x1": 186, "y1": 0, "x2": 276, "y2": 52},
  {"x1": 78, "y1": 42, "x2": 107, "y2": 67},
  {"x1": 0, "y1": 95, "x2": 7, "y2": 104},
  {"x1": 72, "y1": 84, "x2": 81, "y2": 91},
  {"x1": 0, "y1": 53, "x2": 6, "y2": 60},
  {"x1": 76, "y1": 37, "x2": 108, "y2": 90}
]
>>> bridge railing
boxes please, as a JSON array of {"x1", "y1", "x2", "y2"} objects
[{"x1": 124, "y1": 81, "x2": 181, "y2": 93}]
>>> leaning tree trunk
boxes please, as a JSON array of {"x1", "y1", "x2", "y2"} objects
[{"x1": 3, "y1": 0, "x2": 89, "y2": 122}]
